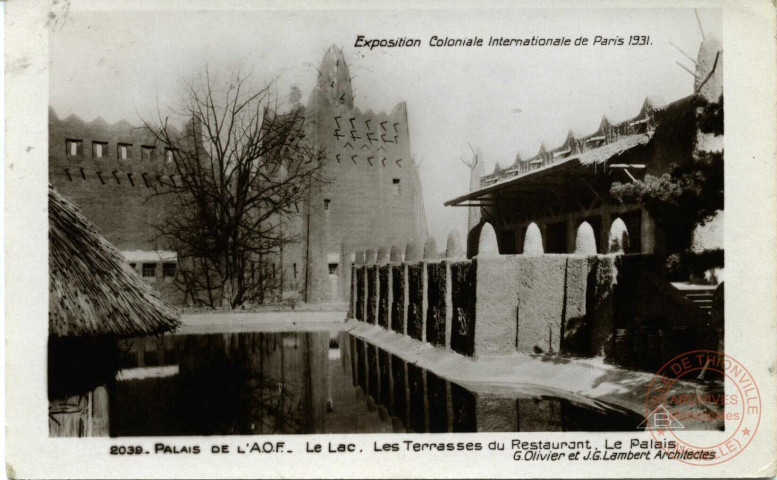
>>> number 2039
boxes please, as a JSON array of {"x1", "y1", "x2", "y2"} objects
[{"x1": 110, "y1": 445, "x2": 144, "y2": 455}]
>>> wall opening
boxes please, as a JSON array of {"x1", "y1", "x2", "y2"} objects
[
  {"x1": 117, "y1": 143, "x2": 132, "y2": 161},
  {"x1": 545, "y1": 221, "x2": 568, "y2": 253},
  {"x1": 141, "y1": 146, "x2": 156, "y2": 162},
  {"x1": 165, "y1": 148, "x2": 176, "y2": 164},
  {"x1": 466, "y1": 221, "x2": 486, "y2": 258},
  {"x1": 66, "y1": 139, "x2": 83, "y2": 157},
  {"x1": 621, "y1": 210, "x2": 643, "y2": 253},
  {"x1": 392, "y1": 178, "x2": 401, "y2": 195},
  {"x1": 324, "y1": 199, "x2": 331, "y2": 211},
  {"x1": 91, "y1": 141, "x2": 107, "y2": 159},
  {"x1": 497, "y1": 229, "x2": 517, "y2": 254},
  {"x1": 162, "y1": 263, "x2": 176, "y2": 282},
  {"x1": 142, "y1": 263, "x2": 156, "y2": 279}
]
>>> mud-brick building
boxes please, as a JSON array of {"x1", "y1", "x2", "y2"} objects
[
  {"x1": 48, "y1": 109, "x2": 186, "y2": 303},
  {"x1": 446, "y1": 37, "x2": 723, "y2": 271},
  {"x1": 48, "y1": 45, "x2": 427, "y2": 305}
]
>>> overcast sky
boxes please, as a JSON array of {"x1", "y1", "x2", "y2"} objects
[{"x1": 50, "y1": 7, "x2": 720, "y2": 244}]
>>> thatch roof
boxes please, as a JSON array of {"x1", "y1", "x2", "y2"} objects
[
  {"x1": 577, "y1": 133, "x2": 651, "y2": 165},
  {"x1": 49, "y1": 186, "x2": 180, "y2": 338},
  {"x1": 445, "y1": 133, "x2": 652, "y2": 206}
]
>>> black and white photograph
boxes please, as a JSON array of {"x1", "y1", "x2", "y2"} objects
[{"x1": 4, "y1": 1, "x2": 777, "y2": 478}]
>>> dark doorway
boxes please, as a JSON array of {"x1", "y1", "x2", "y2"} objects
[
  {"x1": 545, "y1": 222, "x2": 568, "y2": 253},
  {"x1": 497, "y1": 229, "x2": 517, "y2": 254},
  {"x1": 620, "y1": 210, "x2": 642, "y2": 253}
]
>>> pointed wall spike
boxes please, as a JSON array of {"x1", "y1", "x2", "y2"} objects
[
  {"x1": 445, "y1": 230, "x2": 464, "y2": 258},
  {"x1": 405, "y1": 241, "x2": 420, "y2": 262},
  {"x1": 376, "y1": 247, "x2": 389, "y2": 264},
  {"x1": 423, "y1": 237, "x2": 439, "y2": 260},
  {"x1": 390, "y1": 245, "x2": 404, "y2": 262},
  {"x1": 523, "y1": 223, "x2": 543, "y2": 255},
  {"x1": 477, "y1": 223, "x2": 499, "y2": 257}
]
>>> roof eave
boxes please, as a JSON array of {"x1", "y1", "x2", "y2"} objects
[{"x1": 444, "y1": 157, "x2": 580, "y2": 206}]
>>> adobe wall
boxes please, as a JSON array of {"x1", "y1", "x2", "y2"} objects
[
  {"x1": 347, "y1": 223, "x2": 717, "y2": 372},
  {"x1": 49, "y1": 111, "x2": 186, "y2": 304},
  {"x1": 49, "y1": 111, "x2": 178, "y2": 251}
]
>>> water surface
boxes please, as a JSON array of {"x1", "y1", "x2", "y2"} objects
[{"x1": 111, "y1": 331, "x2": 642, "y2": 436}]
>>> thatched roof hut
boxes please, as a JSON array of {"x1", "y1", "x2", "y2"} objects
[{"x1": 49, "y1": 185, "x2": 180, "y2": 338}]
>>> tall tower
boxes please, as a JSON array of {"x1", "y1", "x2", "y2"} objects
[{"x1": 300, "y1": 45, "x2": 427, "y2": 303}]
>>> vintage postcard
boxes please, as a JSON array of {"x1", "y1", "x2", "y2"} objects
[{"x1": 4, "y1": 0, "x2": 777, "y2": 478}]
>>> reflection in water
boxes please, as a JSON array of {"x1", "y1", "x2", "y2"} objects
[
  {"x1": 114, "y1": 332, "x2": 343, "y2": 436},
  {"x1": 111, "y1": 332, "x2": 642, "y2": 436}
]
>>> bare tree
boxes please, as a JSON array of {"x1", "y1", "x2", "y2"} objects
[{"x1": 142, "y1": 68, "x2": 327, "y2": 308}]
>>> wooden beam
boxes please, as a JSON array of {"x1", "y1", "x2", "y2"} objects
[
  {"x1": 670, "y1": 41, "x2": 697, "y2": 65},
  {"x1": 609, "y1": 164, "x2": 646, "y2": 169},
  {"x1": 676, "y1": 61, "x2": 696, "y2": 77}
]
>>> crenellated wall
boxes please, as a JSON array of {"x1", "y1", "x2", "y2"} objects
[
  {"x1": 49, "y1": 109, "x2": 187, "y2": 304},
  {"x1": 48, "y1": 108, "x2": 182, "y2": 251},
  {"x1": 348, "y1": 221, "x2": 721, "y2": 372}
]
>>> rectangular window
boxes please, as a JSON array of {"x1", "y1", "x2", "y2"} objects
[
  {"x1": 162, "y1": 263, "x2": 176, "y2": 278},
  {"x1": 129, "y1": 262, "x2": 136, "y2": 270},
  {"x1": 293, "y1": 263, "x2": 298, "y2": 279},
  {"x1": 141, "y1": 145, "x2": 156, "y2": 162},
  {"x1": 323, "y1": 199, "x2": 331, "y2": 211},
  {"x1": 118, "y1": 143, "x2": 132, "y2": 160},
  {"x1": 92, "y1": 141, "x2": 107, "y2": 159},
  {"x1": 392, "y1": 178, "x2": 401, "y2": 195},
  {"x1": 328, "y1": 263, "x2": 338, "y2": 275},
  {"x1": 142, "y1": 263, "x2": 156, "y2": 278},
  {"x1": 66, "y1": 139, "x2": 83, "y2": 157},
  {"x1": 165, "y1": 148, "x2": 176, "y2": 164},
  {"x1": 272, "y1": 264, "x2": 277, "y2": 280}
]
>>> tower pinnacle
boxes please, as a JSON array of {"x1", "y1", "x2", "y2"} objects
[{"x1": 317, "y1": 46, "x2": 354, "y2": 108}]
